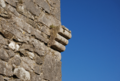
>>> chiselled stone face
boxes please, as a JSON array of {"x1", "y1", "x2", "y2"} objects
[{"x1": 0, "y1": 0, "x2": 71, "y2": 81}]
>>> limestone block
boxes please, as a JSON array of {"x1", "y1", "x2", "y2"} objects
[
  {"x1": 35, "y1": 55, "x2": 44, "y2": 65},
  {"x1": 21, "y1": 57, "x2": 41, "y2": 74},
  {"x1": 26, "y1": 51, "x2": 34, "y2": 59},
  {"x1": 30, "y1": 38, "x2": 46, "y2": 51},
  {"x1": 0, "y1": 48, "x2": 9, "y2": 61},
  {"x1": 54, "y1": 51, "x2": 61, "y2": 61},
  {"x1": 35, "y1": 0, "x2": 50, "y2": 13},
  {"x1": 56, "y1": 34, "x2": 69, "y2": 45},
  {"x1": 0, "y1": 0, "x2": 6, "y2": 7},
  {"x1": 41, "y1": 26, "x2": 50, "y2": 35},
  {"x1": 33, "y1": 30, "x2": 48, "y2": 43},
  {"x1": 7, "y1": 5, "x2": 20, "y2": 16},
  {"x1": 59, "y1": 26, "x2": 72, "y2": 39},
  {"x1": 0, "y1": 75, "x2": 4, "y2": 81},
  {"x1": 0, "y1": 35, "x2": 7, "y2": 45},
  {"x1": 42, "y1": 54, "x2": 61, "y2": 81},
  {"x1": 34, "y1": 49, "x2": 45, "y2": 56},
  {"x1": 24, "y1": 0, "x2": 41, "y2": 16},
  {"x1": 0, "y1": 27, "x2": 14, "y2": 39},
  {"x1": 37, "y1": 12, "x2": 61, "y2": 27},
  {"x1": 0, "y1": 61, "x2": 13, "y2": 76},
  {"x1": 47, "y1": 0, "x2": 60, "y2": 20},
  {"x1": 13, "y1": 17, "x2": 35, "y2": 34},
  {"x1": 6, "y1": 50, "x2": 15, "y2": 58},
  {"x1": 11, "y1": 55, "x2": 21, "y2": 66},
  {"x1": 20, "y1": 61, "x2": 33, "y2": 72},
  {"x1": 5, "y1": 0, "x2": 18, "y2": 7},
  {"x1": 21, "y1": 57, "x2": 36, "y2": 70},
  {"x1": 20, "y1": 44, "x2": 34, "y2": 52},
  {"x1": 9, "y1": 41, "x2": 20, "y2": 51},
  {"x1": 31, "y1": 73, "x2": 42, "y2": 81},
  {"x1": 14, "y1": 67, "x2": 30, "y2": 80},
  {"x1": 51, "y1": 40, "x2": 66, "y2": 52},
  {"x1": 0, "y1": 19, "x2": 30, "y2": 42},
  {"x1": 33, "y1": 65, "x2": 41, "y2": 75}
]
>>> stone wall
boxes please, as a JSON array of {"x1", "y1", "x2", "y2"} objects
[{"x1": 0, "y1": 0, "x2": 71, "y2": 81}]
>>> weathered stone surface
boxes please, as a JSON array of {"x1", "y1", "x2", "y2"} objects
[
  {"x1": 11, "y1": 55, "x2": 21, "y2": 66},
  {"x1": 0, "y1": 28, "x2": 14, "y2": 39},
  {"x1": 59, "y1": 26, "x2": 72, "y2": 39},
  {"x1": 20, "y1": 44, "x2": 34, "y2": 52},
  {"x1": 31, "y1": 73, "x2": 41, "y2": 81},
  {"x1": 34, "y1": 49, "x2": 45, "y2": 56},
  {"x1": 0, "y1": 75, "x2": 4, "y2": 81},
  {"x1": 37, "y1": 12, "x2": 61, "y2": 27},
  {"x1": 42, "y1": 54, "x2": 61, "y2": 81},
  {"x1": 33, "y1": 65, "x2": 41, "y2": 75},
  {"x1": 47, "y1": 0, "x2": 61, "y2": 20},
  {"x1": 24, "y1": 0, "x2": 40, "y2": 16},
  {"x1": 5, "y1": 0, "x2": 18, "y2": 7},
  {"x1": 51, "y1": 40, "x2": 66, "y2": 52},
  {"x1": 0, "y1": 61, "x2": 13, "y2": 76},
  {"x1": 35, "y1": 55, "x2": 44, "y2": 65},
  {"x1": 6, "y1": 50, "x2": 15, "y2": 58},
  {"x1": 20, "y1": 61, "x2": 33, "y2": 72},
  {"x1": 9, "y1": 41, "x2": 20, "y2": 51},
  {"x1": 0, "y1": 35, "x2": 7, "y2": 45},
  {"x1": 35, "y1": 0, "x2": 50, "y2": 13},
  {"x1": 12, "y1": 17, "x2": 35, "y2": 34},
  {"x1": 41, "y1": 26, "x2": 50, "y2": 35},
  {"x1": 14, "y1": 67, "x2": 30, "y2": 80},
  {"x1": 0, "y1": 0, "x2": 6, "y2": 7},
  {"x1": 26, "y1": 51, "x2": 34, "y2": 59},
  {"x1": 56, "y1": 34, "x2": 69, "y2": 45},
  {"x1": 0, "y1": 0, "x2": 72, "y2": 81},
  {"x1": 21, "y1": 57, "x2": 36, "y2": 69},
  {"x1": 7, "y1": 4, "x2": 20, "y2": 16},
  {"x1": 0, "y1": 48, "x2": 9, "y2": 61}
]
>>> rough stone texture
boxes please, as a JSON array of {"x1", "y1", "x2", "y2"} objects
[
  {"x1": 14, "y1": 67, "x2": 30, "y2": 80},
  {"x1": 0, "y1": 48, "x2": 9, "y2": 61},
  {"x1": 0, "y1": 0, "x2": 71, "y2": 81},
  {"x1": 0, "y1": 75, "x2": 4, "y2": 81}
]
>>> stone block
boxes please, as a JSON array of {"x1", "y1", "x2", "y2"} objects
[
  {"x1": 0, "y1": 75, "x2": 4, "y2": 81},
  {"x1": 35, "y1": 0, "x2": 50, "y2": 13},
  {"x1": 33, "y1": 65, "x2": 41, "y2": 75},
  {"x1": 37, "y1": 12, "x2": 61, "y2": 27},
  {"x1": 51, "y1": 40, "x2": 66, "y2": 52},
  {"x1": 35, "y1": 55, "x2": 44, "y2": 65},
  {"x1": 26, "y1": 51, "x2": 34, "y2": 59},
  {"x1": 0, "y1": 35, "x2": 7, "y2": 45},
  {"x1": 24, "y1": 0, "x2": 41, "y2": 16},
  {"x1": 11, "y1": 55, "x2": 21, "y2": 66},
  {"x1": 6, "y1": 50, "x2": 15, "y2": 58},
  {"x1": 5, "y1": 0, "x2": 18, "y2": 7},
  {"x1": 56, "y1": 34, "x2": 69, "y2": 45},
  {"x1": 0, "y1": 0, "x2": 6, "y2": 7},
  {"x1": 9, "y1": 41, "x2": 20, "y2": 51},
  {"x1": 20, "y1": 61, "x2": 33, "y2": 72},
  {"x1": 31, "y1": 73, "x2": 41, "y2": 81},
  {"x1": 0, "y1": 48, "x2": 9, "y2": 61},
  {"x1": 47, "y1": 0, "x2": 61, "y2": 20},
  {"x1": 42, "y1": 54, "x2": 61, "y2": 81},
  {"x1": 0, "y1": 61, "x2": 13, "y2": 76},
  {"x1": 14, "y1": 67, "x2": 30, "y2": 80}
]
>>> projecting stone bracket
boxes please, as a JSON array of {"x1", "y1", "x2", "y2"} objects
[{"x1": 48, "y1": 25, "x2": 72, "y2": 52}]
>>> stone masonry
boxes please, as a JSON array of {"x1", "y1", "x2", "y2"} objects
[{"x1": 0, "y1": 0, "x2": 71, "y2": 81}]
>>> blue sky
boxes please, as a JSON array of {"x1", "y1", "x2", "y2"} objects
[{"x1": 61, "y1": 0, "x2": 120, "y2": 81}]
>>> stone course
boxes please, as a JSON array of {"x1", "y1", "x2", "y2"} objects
[{"x1": 0, "y1": 0, "x2": 71, "y2": 81}]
